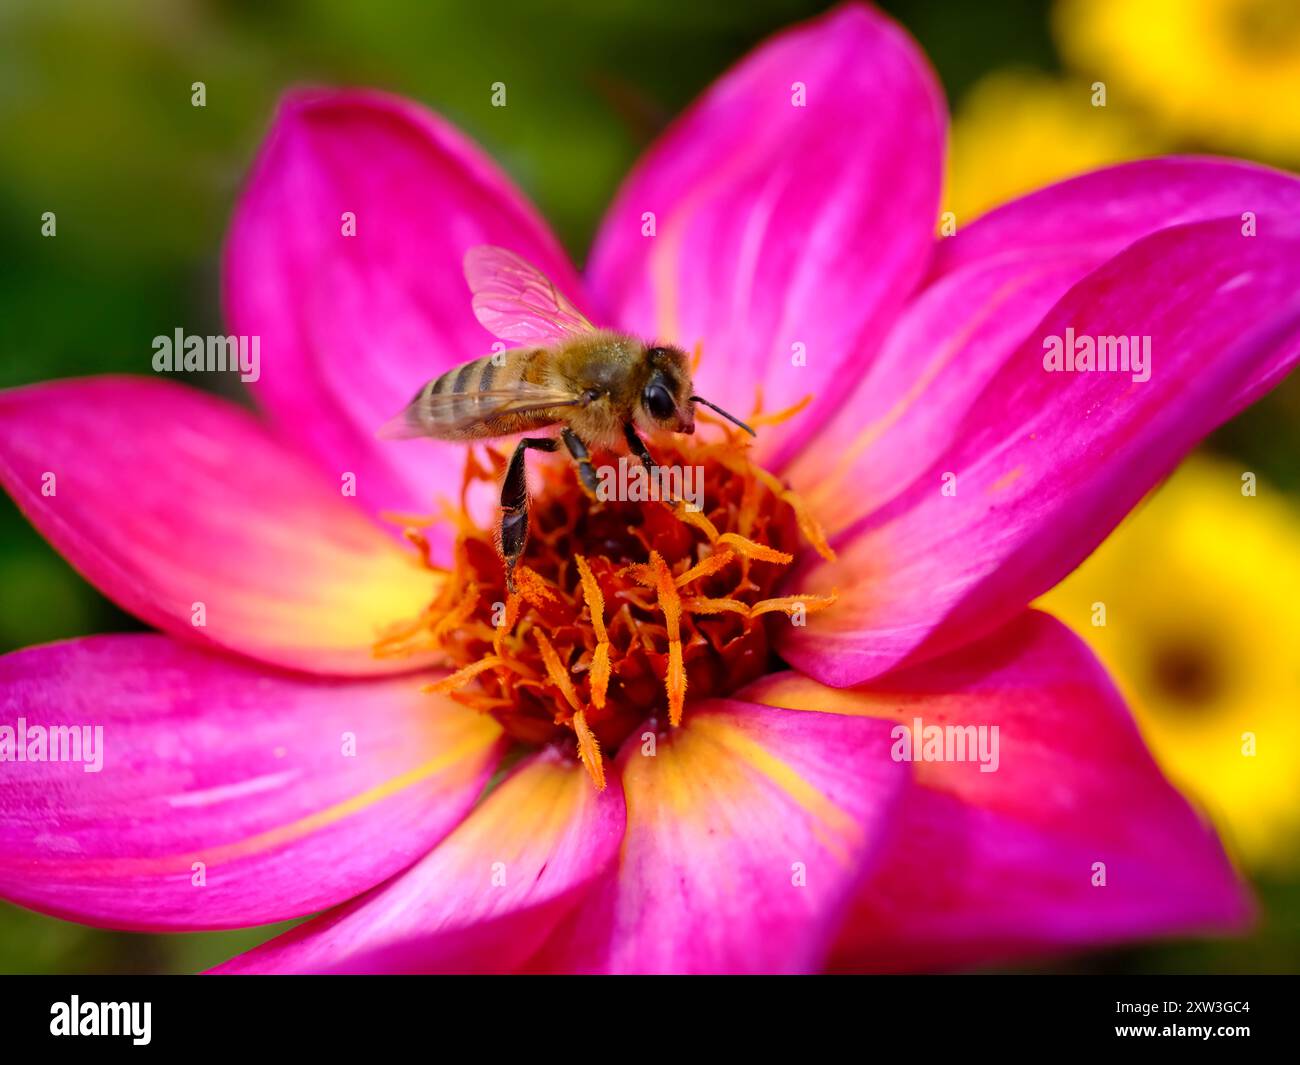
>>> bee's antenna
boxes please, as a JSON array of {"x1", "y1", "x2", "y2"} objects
[{"x1": 690, "y1": 395, "x2": 756, "y2": 437}]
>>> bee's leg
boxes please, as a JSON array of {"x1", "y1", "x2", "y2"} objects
[
  {"x1": 625, "y1": 422, "x2": 691, "y2": 511},
  {"x1": 561, "y1": 427, "x2": 600, "y2": 500},
  {"x1": 622, "y1": 422, "x2": 657, "y2": 473},
  {"x1": 500, "y1": 436, "x2": 560, "y2": 592}
]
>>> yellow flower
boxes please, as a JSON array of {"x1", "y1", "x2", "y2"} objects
[
  {"x1": 1054, "y1": 0, "x2": 1300, "y2": 161},
  {"x1": 945, "y1": 68, "x2": 1149, "y2": 224},
  {"x1": 1038, "y1": 455, "x2": 1300, "y2": 871}
]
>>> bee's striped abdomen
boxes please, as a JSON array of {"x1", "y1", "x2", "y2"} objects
[
  {"x1": 423, "y1": 355, "x2": 486, "y2": 429},
  {"x1": 408, "y1": 350, "x2": 544, "y2": 440}
]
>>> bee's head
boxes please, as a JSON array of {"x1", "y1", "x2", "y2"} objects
[
  {"x1": 640, "y1": 345, "x2": 757, "y2": 438},
  {"x1": 641, "y1": 345, "x2": 696, "y2": 434}
]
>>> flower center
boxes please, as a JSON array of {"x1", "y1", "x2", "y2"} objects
[
  {"x1": 375, "y1": 407, "x2": 836, "y2": 788},
  {"x1": 1148, "y1": 638, "x2": 1224, "y2": 710}
]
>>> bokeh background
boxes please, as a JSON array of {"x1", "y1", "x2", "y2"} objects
[{"x1": 1, "y1": 0, "x2": 1298, "y2": 973}]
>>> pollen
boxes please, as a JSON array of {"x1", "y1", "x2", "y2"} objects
[{"x1": 375, "y1": 408, "x2": 836, "y2": 789}]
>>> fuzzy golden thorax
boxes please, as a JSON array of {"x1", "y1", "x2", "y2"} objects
[{"x1": 544, "y1": 331, "x2": 694, "y2": 448}]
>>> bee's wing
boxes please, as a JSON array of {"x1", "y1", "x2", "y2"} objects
[
  {"x1": 378, "y1": 380, "x2": 584, "y2": 440},
  {"x1": 464, "y1": 245, "x2": 597, "y2": 345}
]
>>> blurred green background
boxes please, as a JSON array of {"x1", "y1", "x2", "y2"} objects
[{"x1": 1, "y1": 0, "x2": 1298, "y2": 973}]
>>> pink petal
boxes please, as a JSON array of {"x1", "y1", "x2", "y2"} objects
[
  {"x1": 781, "y1": 217, "x2": 1300, "y2": 685},
  {"x1": 526, "y1": 701, "x2": 909, "y2": 974},
  {"x1": 937, "y1": 157, "x2": 1300, "y2": 284},
  {"x1": 934, "y1": 157, "x2": 1300, "y2": 418},
  {"x1": 586, "y1": 2, "x2": 944, "y2": 465},
  {"x1": 743, "y1": 611, "x2": 1249, "y2": 970},
  {"x1": 0, "y1": 376, "x2": 436, "y2": 676},
  {"x1": 225, "y1": 88, "x2": 588, "y2": 552},
  {"x1": 213, "y1": 749, "x2": 623, "y2": 973},
  {"x1": 790, "y1": 252, "x2": 1098, "y2": 538},
  {"x1": 791, "y1": 156, "x2": 1300, "y2": 540},
  {"x1": 0, "y1": 636, "x2": 504, "y2": 931}
]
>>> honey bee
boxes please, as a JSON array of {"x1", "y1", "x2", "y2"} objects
[{"x1": 381, "y1": 245, "x2": 755, "y2": 590}]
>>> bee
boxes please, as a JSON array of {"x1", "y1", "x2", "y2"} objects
[{"x1": 381, "y1": 245, "x2": 755, "y2": 590}]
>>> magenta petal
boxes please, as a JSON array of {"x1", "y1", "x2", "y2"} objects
[
  {"x1": 791, "y1": 156, "x2": 1300, "y2": 541},
  {"x1": 0, "y1": 376, "x2": 436, "y2": 675},
  {"x1": 790, "y1": 251, "x2": 1099, "y2": 538},
  {"x1": 935, "y1": 157, "x2": 1300, "y2": 412},
  {"x1": 743, "y1": 612, "x2": 1250, "y2": 970},
  {"x1": 586, "y1": 2, "x2": 944, "y2": 465},
  {"x1": 213, "y1": 750, "x2": 624, "y2": 973},
  {"x1": 526, "y1": 701, "x2": 909, "y2": 974},
  {"x1": 937, "y1": 157, "x2": 1300, "y2": 283},
  {"x1": 0, "y1": 636, "x2": 504, "y2": 931},
  {"x1": 781, "y1": 217, "x2": 1300, "y2": 685},
  {"x1": 225, "y1": 88, "x2": 588, "y2": 550}
]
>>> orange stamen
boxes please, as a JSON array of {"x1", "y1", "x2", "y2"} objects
[
  {"x1": 675, "y1": 506, "x2": 721, "y2": 542},
  {"x1": 513, "y1": 566, "x2": 559, "y2": 610},
  {"x1": 402, "y1": 528, "x2": 437, "y2": 569},
  {"x1": 575, "y1": 555, "x2": 611, "y2": 710},
  {"x1": 371, "y1": 606, "x2": 437, "y2": 658},
  {"x1": 650, "y1": 551, "x2": 687, "y2": 727},
  {"x1": 572, "y1": 709, "x2": 607, "y2": 791},
  {"x1": 429, "y1": 583, "x2": 480, "y2": 645},
  {"x1": 674, "y1": 550, "x2": 736, "y2": 587},
  {"x1": 423, "y1": 656, "x2": 512, "y2": 694},
  {"x1": 748, "y1": 592, "x2": 838, "y2": 618},
  {"x1": 534, "y1": 628, "x2": 581, "y2": 714},
  {"x1": 748, "y1": 393, "x2": 813, "y2": 428},
  {"x1": 753, "y1": 467, "x2": 837, "y2": 563},
  {"x1": 681, "y1": 596, "x2": 751, "y2": 616},
  {"x1": 716, "y1": 533, "x2": 793, "y2": 565},
  {"x1": 492, "y1": 592, "x2": 522, "y2": 657}
]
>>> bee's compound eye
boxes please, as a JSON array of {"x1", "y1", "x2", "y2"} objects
[{"x1": 644, "y1": 383, "x2": 676, "y2": 421}]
